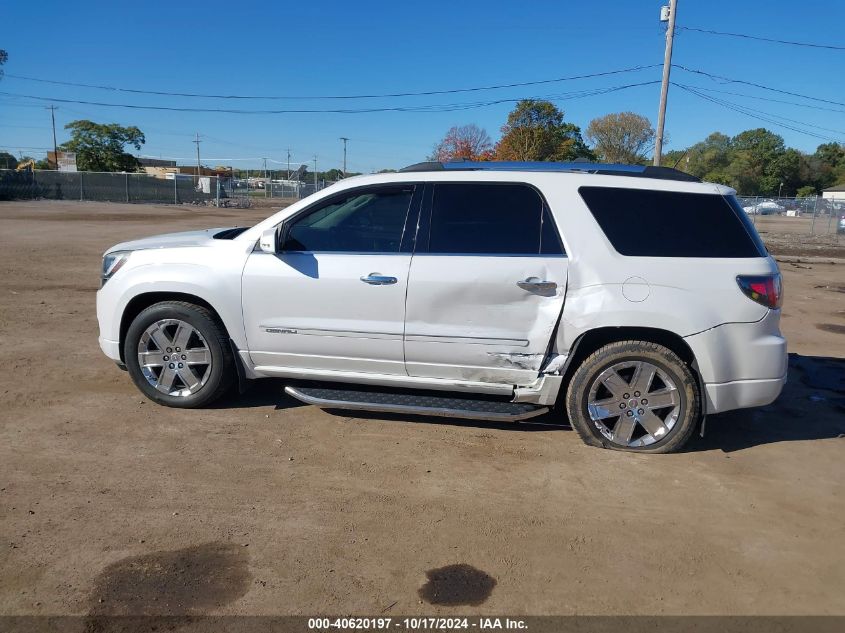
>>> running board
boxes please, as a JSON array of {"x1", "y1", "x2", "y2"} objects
[{"x1": 284, "y1": 386, "x2": 548, "y2": 421}]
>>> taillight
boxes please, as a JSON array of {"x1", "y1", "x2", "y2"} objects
[{"x1": 736, "y1": 273, "x2": 783, "y2": 309}]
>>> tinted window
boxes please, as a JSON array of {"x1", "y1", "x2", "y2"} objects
[
  {"x1": 284, "y1": 187, "x2": 413, "y2": 253},
  {"x1": 579, "y1": 187, "x2": 767, "y2": 258},
  {"x1": 428, "y1": 183, "x2": 563, "y2": 255}
]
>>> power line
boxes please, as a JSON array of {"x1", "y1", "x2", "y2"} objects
[
  {"x1": 673, "y1": 83, "x2": 845, "y2": 114},
  {"x1": 677, "y1": 26, "x2": 845, "y2": 51},
  {"x1": 672, "y1": 65, "x2": 845, "y2": 107},
  {"x1": 674, "y1": 83, "x2": 845, "y2": 137},
  {"x1": 2, "y1": 64, "x2": 661, "y2": 100},
  {"x1": 675, "y1": 84, "x2": 841, "y2": 141},
  {"x1": 0, "y1": 81, "x2": 660, "y2": 115}
]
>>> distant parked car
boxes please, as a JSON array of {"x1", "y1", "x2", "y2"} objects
[
  {"x1": 743, "y1": 200, "x2": 785, "y2": 215},
  {"x1": 838, "y1": 213, "x2": 845, "y2": 234}
]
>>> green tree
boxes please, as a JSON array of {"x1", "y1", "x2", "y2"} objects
[
  {"x1": 0, "y1": 151, "x2": 17, "y2": 169},
  {"x1": 680, "y1": 132, "x2": 732, "y2": 182},
  {"x1": 811, "y1": 142, "x2": 845, "y2": 189},
  {"x1": 585, "y1": 112, "x2": 655, "y2": 164},
  {"x1": 58, "y1": 120, "x2": 145, "y2": 172},
  {"x1": 796, "y1": 185, "x2": 817, "y2": 198},
  {"x1": 495, "y1": 100, "x2": 593, "y2": 162},
  {"x1": 658, "y1": 132, "x2": 841, "y2": 195},
  {"x1": 770, "y1": 148, "x2": 803, "y2": 196},
  {"x1": 725, "y1": 128, "x2": 787, "y2": 195}
]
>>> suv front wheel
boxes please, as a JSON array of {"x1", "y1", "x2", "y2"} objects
[
  {"x1": 124, "y1": 301, "x2": 235, "y2": 408},
  {"x1": 565, "y1": 341, "x2": 700, "y2": 453}
]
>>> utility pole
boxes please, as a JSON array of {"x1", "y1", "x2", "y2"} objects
[
  {"x1": 263, "y1": 157, "x2": 268, "y2": 198},
  {"x1": 47, "y1": 105, "x2": 58, "y2": 170},
  {"x1": 193, "y1": 132, "x2": 202, "y2": 177},
  {"x1": 286, "y1": 148, "x2": 291, "y2": 180},
  {"x1": 313, "y1": 156, "x2": 318, "y2": 190},
  {"x1": 339, "y1": 137, "x2": 349, "y2": 177},
  {"x1": 653, "y1": 0, "x2": 678, "y2": 166}
]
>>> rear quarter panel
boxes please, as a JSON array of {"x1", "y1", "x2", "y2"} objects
[{"x1": 531, "y1": 173, "x2": 776, "y2": 351}]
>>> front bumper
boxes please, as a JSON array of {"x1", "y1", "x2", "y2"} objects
[
  {"x1": 99, "y1": 336, "x2": 122, "y2": 362},
  {"x1": 704, "y1": 373, "x2": 787, "y2": 414}
]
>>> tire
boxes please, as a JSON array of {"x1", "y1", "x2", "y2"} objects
[
  {"x1": 124, "y1": 301, "x2": 235, "y2": 408},
  {"x1": 565, "y1": 340, "x2": 700, "y2": 454}
]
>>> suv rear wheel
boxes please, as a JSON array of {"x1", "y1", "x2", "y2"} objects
[
  {"x1": 124, "y1": 301, "x2": 235, "y2": 408},
  {"x1": 565, "y1": 341, "x2": 700, "y2": 453}
]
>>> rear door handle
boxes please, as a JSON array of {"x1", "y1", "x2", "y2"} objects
[
  {"x1": 360, "y1": 273, "x2": 398, "y2": 285},
  {"x1": 516, "y1": 277, "x2": 557, "y2": 292}
]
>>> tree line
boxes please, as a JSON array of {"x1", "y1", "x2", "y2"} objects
[
  {"x1": 3, "y1": 102, "x2": 843, "y2": 197},
  {"x1": 431, "y1": 99, "x2": 845, "y2": 196}
]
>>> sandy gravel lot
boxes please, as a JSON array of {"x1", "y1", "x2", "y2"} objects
[{"x1": 0, "y1": 200, "x2": 843, "y2": 619}]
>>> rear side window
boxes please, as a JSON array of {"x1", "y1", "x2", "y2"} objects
[
  {"x1": 428, "y1": 183, "x2": 564, "y2": 255},
  {"x1": 578, "y1": 187, "x2": 767, "y2": 258}
]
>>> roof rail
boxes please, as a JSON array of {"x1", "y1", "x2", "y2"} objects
[{"x1": 398, "y1": 160, "x2": 700, "y2": 182}]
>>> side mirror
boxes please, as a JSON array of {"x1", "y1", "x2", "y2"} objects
[{"x1": 259, "y1": 227, "x2": 277, "y2": 254}]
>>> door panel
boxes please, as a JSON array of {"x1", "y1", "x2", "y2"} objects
[
  {"x1": 242, "y1": 252, "x2": 411, "y2": 373},
  {"x1": 404, "y1": 182, "x2": 568, "y2": 386},
  {"x1": 404, "y1": 255, "x2": 567, "y2": 384},
  {"x1": 241, "y1": 184, "x2": 419, "y2": 375}
]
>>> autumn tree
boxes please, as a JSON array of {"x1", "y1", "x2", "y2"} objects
[
  {"x1": 585, "y1": 112, "x2": 655, "y2": 164},
  {"x1": 431, "y1": 124, "x2": 493, "y2": 162},
  {"x1": 495, "y1": 100, "x2": 593, "y2": 162},
  {"x1": 58, "y1": 120, "x2": 145, "y2": 172}
]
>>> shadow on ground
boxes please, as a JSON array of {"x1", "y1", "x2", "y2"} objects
[
  {"x1": 213, "y1": 354, "x2": 844, "y2": 451},
  {"x1": 689, "y1": 353, "x2": 845, "y2": 453}
]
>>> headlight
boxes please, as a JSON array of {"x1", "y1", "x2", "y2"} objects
[{"x1": 101, "y1": 251, "x2": 131, "y2": 287}]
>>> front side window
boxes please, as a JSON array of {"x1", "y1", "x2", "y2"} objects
[
  {"x1": 283, "y1": 186, "x2": 414, "y2": 253},
  {"x1": 427, "y1": 183, "x2": 563, "y2": 255}
]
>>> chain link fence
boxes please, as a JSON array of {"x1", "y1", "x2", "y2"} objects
[
  {"x1": 736, "y1": 196, "x2": 843, "y2": 239},
  {"x1": 0, "y1": 169, "x2": 253, "y2": 207},
  {"x1": 240, "y1": 179, "x2": 330, "y2": 201}
]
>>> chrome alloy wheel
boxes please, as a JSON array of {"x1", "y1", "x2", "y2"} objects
[
  {"x1": 587, "y1": 360, "x2": 681, "y2": 448},
  {"x1": 137, "y1": 319, "x2": 212, "y2": 397}
]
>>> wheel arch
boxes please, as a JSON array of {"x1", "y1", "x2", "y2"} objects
[
  {"x1": 558, "y1": 326, "x2": 699, "y2": 392},
  {"x1": 119, "y1": 292, "x2": 225, "y2": 363}
]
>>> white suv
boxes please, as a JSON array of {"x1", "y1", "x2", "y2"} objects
[{"x1": 97, "y1": 161, "x2": 787, "y2": 453}]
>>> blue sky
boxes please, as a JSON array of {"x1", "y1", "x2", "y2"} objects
[{"x1": 1, "y1": 0, "x2": 843, "y2": 172}]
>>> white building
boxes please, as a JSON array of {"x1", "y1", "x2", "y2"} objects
[{"x1": 822, "y1": 183, "x2": 845, "y2": 202}]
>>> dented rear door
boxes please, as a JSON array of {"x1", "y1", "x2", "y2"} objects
[{"x1": 403, "y1": 182, "x2": 568, "y2": 386}]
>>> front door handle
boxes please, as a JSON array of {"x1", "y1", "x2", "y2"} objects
[
  {"x1": 517, "y1": 277, "x2": 557, "y2": 292},
  {"x1": 360, "y1": 273, "x2": 398, "y2": 285}
]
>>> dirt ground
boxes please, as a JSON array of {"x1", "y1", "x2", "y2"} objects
[
  {"x1": 0, "y1": 200, "x2": 843, "y2": 618},
  {"x1": 753, "y1": 214, "x2": 844, "y2": 259}
]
